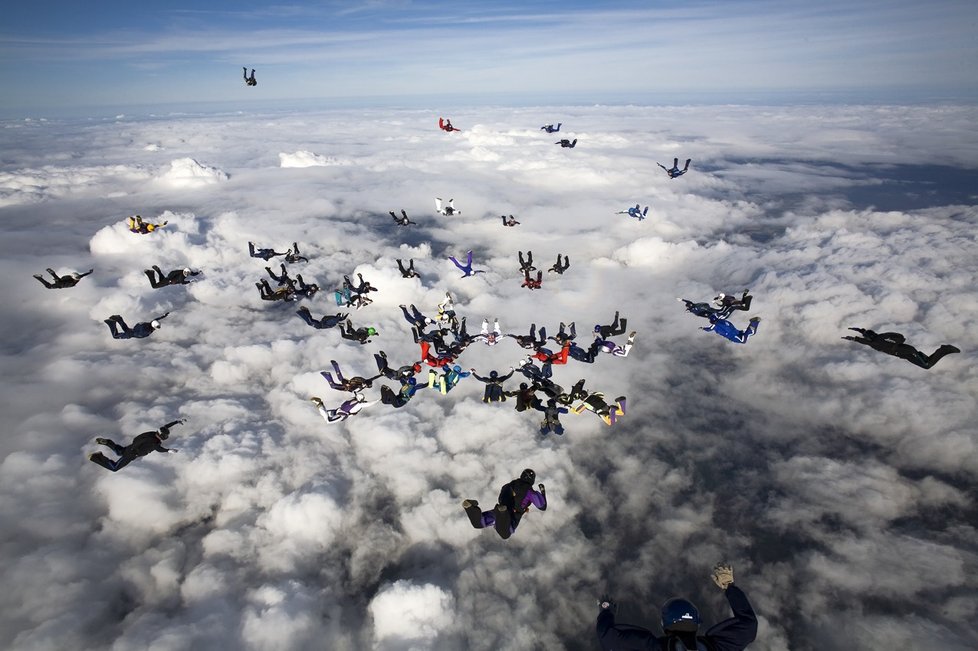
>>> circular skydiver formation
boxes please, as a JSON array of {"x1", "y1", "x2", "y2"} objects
[{"x1": 37, "y1": 70, "x2": 963, "y2": 650}]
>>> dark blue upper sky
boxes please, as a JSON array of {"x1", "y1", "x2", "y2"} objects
[{"x1": 2, "y1": 0, "x2": 976, "y2": 111}]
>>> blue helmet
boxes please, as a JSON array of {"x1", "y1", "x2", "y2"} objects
[{"x1": 661, "y1": 598, "x2": 700, "y2": 632}]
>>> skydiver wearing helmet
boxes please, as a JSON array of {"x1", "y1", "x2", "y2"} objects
[
  {"x1": 310, "y1": 392, "x2": 378, "y2": 423},
  {"x1": 103, "y1": 312, "x2": 169, "y2": 339},
  {"x1": 339, "y1": 319, "x2": 377, "y2": 345},
  {"x1": 461, "y1": 468, "x2": 547, "y2": 540},
  {"x1": 144, "y1": 265, "x2": 200, "y2": 289},
  {"x1": 34, "y1": 267, "x2": 93, "y2": 289},
  {"x1": 596, "y1": 563, "x2": 757, "y2": 651},
  {"x1": 714, "y1": 290, "x2": 752, "y2": 314},
  {"x1": 843, "y1": 327, "x2": 960, "y2": 369},
  {"x1": 88, "y1": 419, "x2": 185, "y2": 471},
  {"x1": 657, "y1": 157, "x2": 692, "y2": 179}
]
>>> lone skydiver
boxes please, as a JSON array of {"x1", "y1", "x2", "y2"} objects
[
  {"x1": 428, "y1": 364, "x2": 470, "y2": 394},
  {"x1": 435, "y1": 197, "x2": 461, "y2": 215},
  {"x1": 843, "y1": 328, "x2": 960, "y2": 369},
  {"x1": 284, "y1": 242, "x2": 309, "y2": 263},
  {"x1": 556, "y1": 139, "x2": 577, "y2": 148},
  {"x1": 471, "y1": 367, "x2": 515, "y2": 403},
  {"x1": 462, "y1": 468, "x2": 547, "y2": 540},
  {"x1": 310, "y1": 393, "x2": 377, "y2": 423},
  {"x1": 320, "y1": 359, "x2": 382, "y2": 392},
  {"x1": 522, "y1": 268, "x2": 543, "y2": 290},
  {"x1": 572, "y1": 390, "x2": 626, "y2": 425},
  {"x1": 104, "y1": 312, "x2": 168, "y2": 339},
  {"x1": 702, "y1": 313, "x2": 760, "y2": 344},
  {"x1": 243, "y1": 67, "x2": 257, "y2": 86},
  {"x1": 540, "y1": 123, "x2": 562, "y2": 133},
  {"x1": 256, "y1": 279, "x2": 296, "y2": 302},
  {"x1": 89, "y1": 419, "x2": 185, "y2": 472},
  {"x1": 127, "y1": 215, "x2": 167, "y2": 234},
  {"x1": 396, "y1": 259, "x2": 421, "y2": 279},
  {"x1": 374, "y1": 350, "x2": 422, "y2": 382},
  {"x1": 548, "y1": 254, "x2": 569, "y2": 275},
  {"x1": 144, "y1": 265, "x2": 200, "y2": 289},
  {"x1": 594, "y1": 311, "x2": 627, "y2": 339},
  {"x1": 390, "y1": 210, "x2": 416, "y2": 226},
  {"x1": 339, "y1": 319, "x2": 377, "y2": 345},
  {"x1": 597, "y1": 563, "x2": 758, "y2": 651},
  {"x1": 501, "y1": 215, "x2": 520, "y2": 227},
  {"x1": 616, "y1": 204, "x2": 649, "y2": 220},
  {"x1": 34, "y1": 268, "x2": 93, "y2": 289},
  {"x1": 438, "y1": 117, "x2": 461, "y2": 132},
  {"x1": 518, "y1": 250, "x2": 536, "y2": 274},
  {"x1": 448, "y1": 250, "x2": 486, "y2": 278},
  {"x1": 658, "y1": 157, "x2": 692, "y2": 179},
  {"x1": 248, "y1": 241, "x2": 287, "y2": 261},
  {"x1": 296, "y1": 306, "x2": 347, "y2": 329}
]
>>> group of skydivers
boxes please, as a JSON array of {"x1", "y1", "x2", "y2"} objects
[{"x1": 42, "y1": 90, "x2": 963, "y2": 647}]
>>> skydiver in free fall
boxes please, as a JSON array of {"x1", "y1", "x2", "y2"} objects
[
  {"x1": 320, "y1": 359, "x2": 382, "y2": 392},
  {"x1": 548, "y1": 254, "x2": 569, "y2": 275},
  {"x1": 435, "y1": 197, "x2": 461, "y2": 215},
  {"x1": 396, "y1": 259, "x2": 421, "y2": 279},
  {"x1": 658, "y1": 157, "x2": 692, "y2": 178},
  {"x1": 310, "y1": 392, "x2": 378, "y2": 423},
  {"x1": 438, "y1": 117, "x2": 461, "y2": 132},
  {"x1": 679, "y1": 290, "x2": 752, "y2": 319},
  {"x1": 462, "y1": 469, "x2": 547, "y2": 540},
  {"x1": 594, "y1": 311, "x2": 627, "y2": 339},
  {"x1": 243, "y1": 67, "x2": 257, "y2": 86},
  {"x1": 556, "y1": 139, "x2": 578, "y2": 148},
  {"x1": 521, "y1": 268, "x2": 543, "y2": 290},
  {"x1": 399, "y1": 304, "x2": 436, "y2": 330},
  {"x1": 373, "y1": 350, "x2": 422, "y2": 382},
  {"x1": 616, "y1": 204, "x2": 649, "y2": 220},
  {"x1": 144, "y1": 265, "x2": 200, "y2": 289},
  {"x1": 448, "y1": 250, "x2": 486, "y2": 278},
  {"x1": 501, "y1": 214, "x2": 520, "y2": 227},
  {"x1": 540, "y1": 123, "x2": 562, "y2": 133},
  {"x1": 339, "y1": 319, "x2": 378, "y2": 345},
  {"x1": 248, "y1": 241, "x2": 287, "y2": 261},
  {"x1": 470, "y1": 367, "x2": 515, "y2": 403},
  {"x1": 89, "y1": 419, "x2": 185, "y2": 472},
  {"x1": 506, "y1": 323, "x2": 548, "y2": 350},
  {"x1": 296, "y1": 306, "x2": 347, "y2": 329},
  {"x1": 518, "y1": 250, "x2": 535, "y2": 274},
  {"x1": 390, "y1": 210, "x2": 416, "y2": 226},
  {"x1": 702, "y1": 313, "x2": 760, "y2": 344},
  {"x1": 34, "y1": 268, "x2": 93, "y2": 289},
  {"x1": 104, "y1": 312, "x2": 169, "y2": 339},
  {"x1": 283, "y1": 242, "x2": 309, "y2": 263},
  {"x1": 843, "y1": 328, "x2": 960, "y2": 369}
]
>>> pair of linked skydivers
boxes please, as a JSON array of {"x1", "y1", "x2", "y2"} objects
[
  {"x1": 334, "y1": 272, "x2": 378, "y2": 309},
  {"x1": 679, "y1": 291, "x2": 759, "y2": 344},
  {"x1": 597, "y1": 563, "x2": 757, "y2": 651},
  {"x1": 248, "y1": 241, "x2": 309, "y2": 264}
]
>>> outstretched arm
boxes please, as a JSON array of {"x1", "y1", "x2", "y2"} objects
[{"x1": 703, "y1": 584, "x2": 758, "y2": 649}]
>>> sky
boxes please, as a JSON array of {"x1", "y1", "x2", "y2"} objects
[
  {"x1": 1, "y1": 0, "x2": 977, "y2": 113},
  {"x1": 0, "y1": 102, "x2": 977, "y2": 650}
]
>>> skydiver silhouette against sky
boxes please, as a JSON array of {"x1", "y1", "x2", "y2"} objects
[
  {"x1": 556, "y1": 138, "x2": 577, "y2": 148},
  {"x1": 462, "y1": 468, "x2": 546, "y2": 540},
  {"x1": 448, "y1": 250, "x2": 485, "y2": 277},
  {"x1": 597, "y1": 563, "x2": 757, "y2": 651},
  {"x1": 310, "y1": 393, "x2": 377, "y2": 423},
  {"x1": 296, "y1": 306, "x2": 347, "y2": 329},
  {"x1": 843, "y1": 328, "x2": 960, "y2": 369},
  {"x1": 658, "y1": 157, "x2": 692, "y2": 178},
  {"x1": 34, "y1": 268, "x2": 92, "y2": 289},
  {"x1": 702, "y1": 314, "x2": 760, "y2": 344},
  {"x1": 144, "y1": 265, "x2": 199, "y2": 289},
  {"x1": 501, "y1": 214, "x2": 520, "y2": 227},
  {"x1": 548, "y1": 254, "x2": 570, "y2": 274},
  {"x1": 540, "y1": 123, "x2": 561, "y2": 133},
  {"x1": 549, "y1": 321, "x2": 576, "y2": 345},
  {"x1": 243, "y1": 67, "x2": 257, "y2": 86},
  {"x1": 390, "y1": 209, "x2": 416, "y2": 226},
  {"x1": 248, "y1": 241, "x2": 286, "y2": 261},
  {"x1": 89, "y1": 419, "x2": 185, "y2": 472},
  {"x1": 396, "y1": 258, "x2": 421, "y2": 278},
  {"x1": 435, "y1": 197, "x2": 461, "y2": 215},
  {"x1": 104, "y1": 312, "x2": 168, "y2": 339}
]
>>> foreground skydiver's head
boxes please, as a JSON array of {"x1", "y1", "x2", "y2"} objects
[
  {"x1": 661, "y1": 597, "x2": 701, "y2": 633},
  {"x1": 519, "y1": 468, "x2": 535, "y2": 484}
]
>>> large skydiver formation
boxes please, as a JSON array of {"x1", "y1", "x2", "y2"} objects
[{"x1": 36, "y1": 84, "x2": 964, "y2": 650}]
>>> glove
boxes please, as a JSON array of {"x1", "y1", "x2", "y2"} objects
[
  {"x1": 598, "y1": 594, "x2": 615, "y2": 610},
  {"x1": 712, "y1": 563, "x2": 734, "y2": 590},
  {"x1": 538, "y1": 483, "x2": 546, "y2": 493}
]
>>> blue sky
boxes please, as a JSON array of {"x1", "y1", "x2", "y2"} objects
[{"x1": 1, "y1": 0, "x2": 976, "y2": 112}]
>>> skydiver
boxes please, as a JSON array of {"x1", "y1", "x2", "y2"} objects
[
  {"x1": 448, "y1": 250, "x2": 486, "y2": 278},
  {"x1": 380, "y1": 377, "x2": 426, "y2": 408},
  {"x1": 536, "y1": 398, "x2": 568, "y2": 435},
  {"x1": 320, "y1": 359, "x2": 382, "y2": 392},
  {"x1": 103, "y1": 312, "x2": 168, "y2": 339},
  {"x1": 677, "y1": 297, "x2": 725, "y2": 319},
  {"x1": 296, "y1": 306, "x2": 347, "y2": 329},
  {"x1": 266, "y1": 264, "x2": 295, "y2": 291},
  {"x1": 144, "y1": 265, "x2": 200, "y2": 289},
  {"x1": 435, "y1": 197, "x2": 461, "y2": 215},
  {"x1": 594, "y1": 311, "x2": 627, "y2": 339},
  {"x1": 572, "y1": 390, "x2": 626, "y2": 425},
  {"x1": 596, "y1": 563, "x2": 757, "y2": 651},
  {"x1": 339, "y1": 319, "x2": 377, "y2": 345},
  {"x1": 593, "y1": 331, "x2": 637, "y2": 358},
  {"x1": 657, "y1": 157, "x2": 692, "y2": 179},
  {"x1": 390, "y1": 209, "x2": 416, "y2": 226},
  {"x1": 34, "y1": 268, "x2": 93, "y2": 289},
  {"x1": 556, "y1": 139, "x2": 577, "y2": 148},
  {"x1": 471, "y1": 367, "x2": 515, "y2": 403},
  {"x1": 702, "y1": 314, "x2": 760, "y2": 344},
  {"x1": 310, "y1": 393, "x2": 377, "y2": 423},
  {"x1": 427, "y1": 364, "x2": 470, "y2": 394},
  {"x1": 549, "y1": 321, "x2": 576, "y2": 345},
  {"x1": 842, "y1": 328, "x2": 960, "y2": 369},
  {"x1": 540, "y1": 123, "x2": 562, "y2": 133},
  {"x1": 284, "y1": 242, "x2": 309, "y2": 263},
  {"x1": 472, "y1": 318, "x2": 502, "y2": 346},
  {"x1": 714, "y1": 290, "x2": 753, "y2": 313},
  {"x1": 400, "y1": 304, "x2": 436, "y2": 330},
  {"x1": 127, "y1": 215, "x2": 167, "y2": 234},
  {"x1": 506, "y1": 323, "x2": 547, "y2": 350},
  {"x1": 89, "y1": 419, "x2": 185, "y2": 472},
  {"x1": 532, "y1": 340, "x2": 571, "y2": 365},
  {"x1": 438, "y1": 117, "x2": 460, "y2": 132},
  {"x1": 501, "y1": 215, "x2": 520, "y2": 227},
  {"x1": 548, "y1": 254, "x2": 569, "y2": 275},
  {"x1": 507, "y1": 382, "x2": 542, "y2": 412},
  {"x1": 516, "y1": 357, "x2": 553, "y2": 383},
  {"x1": 568, "y1": 339, "x2": 602, "y2": 364},
  {"x1": 243, "y1": 67, "x2": 257, "y2": 86},
  {"x1": 248, "y1": 241, "x2": 287, "y2": 261},
  {"x1": 518, "y1": 250, "x2": 536, "y2": 274},
  {"x1": 293, "y1": 275, "x2": 320, "y2": 300},
  {"x1": 522, "y1": 268, "x2": 543, "y2": 290},
  {"x1": 396, "y1": 259, "x2": 421, "y2": 279},
  {"x1": 616, "y1": 204, "x2": 649, "y2": 220},
  {"x1": 437, "y1": 292, "x2": 460, "y2": 330},
  {"x1": 256, "y1": 279, "x2": 295, "y2": 302},
  {"x1": 462, "y1": 468, "x2": 546, "y2": 540},
  {"x1": 420, "y1": 340, "x2": 456, "y2": 368}
]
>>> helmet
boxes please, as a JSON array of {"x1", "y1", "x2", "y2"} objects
[
  {"x1": 150, "y1": 320, "x2": 162, "y2": 329},
  {"x1": 520, "y1": 468, "x2": 536, "y2": 484},
  {"x1": 407, "y1": 377, "x2": 416, "y2": 386},
  {"x1": 661, "y1": 598, "x2": 701, "y2": 632},
  {"x1": 452, "y1": 365, "x2": 462, "y2": 373},
  {"x1": 157, "y1": 429, "x2": 169, "y2": 440},
  {"x1": 183, "y1": 268, "x2": 192, "y2": 277},
  {"x1": 366, "y1": 327, "x2": 377, "y2": 336},
  {"x1": 716, "y1": 293, "x2": 726, "y2": 300}
]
